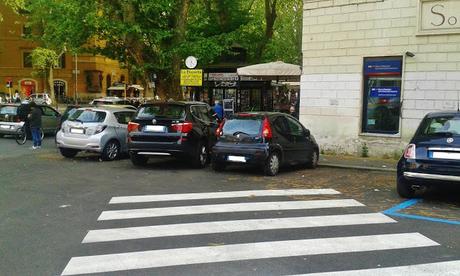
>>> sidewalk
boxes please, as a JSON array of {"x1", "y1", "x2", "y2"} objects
[{"x1": 319, "y1": 154, "x2": 398, "y2": 172}]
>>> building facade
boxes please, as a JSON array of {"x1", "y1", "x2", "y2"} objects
[
  {"x1": 0, "y1": 4, "x2": 128, "y2": 102},
  {"x1": 301, "y1": 0, "x2": 460, "y2": 156}
]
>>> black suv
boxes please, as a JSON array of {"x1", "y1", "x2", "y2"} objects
[
  {"x1": 127, "y1": 101, "x2": 217, "y2": 168},
  {"x1": 212, "y1": 112, "x2": 319, "y2": 176}
]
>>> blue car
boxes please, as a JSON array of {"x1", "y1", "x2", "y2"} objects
[{"x1": 397, "y1": 111, "x2": 460, "y2": 198}]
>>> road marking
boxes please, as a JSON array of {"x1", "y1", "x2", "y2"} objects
[
  {"x1": 291, "y1": 260, "x2": 460, "y2": 275},
  {"x1": 61, "y1": 233, "x2": 439, "y2": 275},
  {"x1": 84, "y1": 213, "x2": 396, "y2": 243},
  {"x1": 109, "y1": 189, "x2": 341, "y2": 204},
  {"x1": 384, "y1": 199, "x2": 460, "y2": 226},
  {"x1": 98, "y1": 199, "x2": 364, "y2": 221}
]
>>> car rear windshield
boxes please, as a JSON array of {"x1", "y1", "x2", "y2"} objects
[
  {"x1": 69, "y1": 110, "x2": 107, "y2": 123},
  {"x1": 137, "y1": 104, "x2": 185, "y2": 119},
  {"x1": 223, "y1": 117, "x2": 262, "y2": 136},
  {"x1": 0, "y1": 106, "x2": 18, "y2": 115},
  {"x1": 419, "y1": 116, "x2": 460, "y2": 137}
]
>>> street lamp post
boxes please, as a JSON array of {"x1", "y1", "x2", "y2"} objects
[{"x1": 75, "y1": 53, "x2": 78, "y2": 105}]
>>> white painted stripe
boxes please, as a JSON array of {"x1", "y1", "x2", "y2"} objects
[
  {"x1": 98, "y1": 199, "x2": 364, "y2": 221},
  {"x1": 292, "y1": 260, "x2": 460, "y2": 276},
  {"x1": 61, "y1": 233, "x2": 439, "y2": 275},
  {"x1": 84, "y1": 213, "x2": 395, "y2": 243},
  {"x1": 109, "y1": 189, "x2": 341, "y2": 204}
]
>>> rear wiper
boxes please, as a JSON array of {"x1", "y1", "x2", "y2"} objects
[
  {"x1": 233, "y1": 131, "x2": 250, "y2": 136},
  {"x1": 70, "y1": 118, "x2": 84, "y2": 123}
]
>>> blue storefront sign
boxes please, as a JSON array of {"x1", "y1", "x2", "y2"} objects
[
  {"x1": 370, "y1": 87, "x2": 400, "y2": 98},
  {"x1": 364, "y1": 60, "x2": 402, "y2": 75}
]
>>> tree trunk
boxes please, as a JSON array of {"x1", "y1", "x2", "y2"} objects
[
  {"x1": 255, "y1": 0, "x2": 277, "y2": 62},
  {"x1": 170, "y1": 0, "x2": 191, "y2": 100},
  {"x1": 48, "y1": 66, "x2": 56, "y2": 107}
]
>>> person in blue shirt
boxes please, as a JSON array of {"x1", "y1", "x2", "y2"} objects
[{"x1": 212, "y1": 100, "x2": 224, "y2": 120}]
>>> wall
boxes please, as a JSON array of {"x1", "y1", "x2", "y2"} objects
[{"x1": 301, "y1": 0, "x2": 460, "y2": 156}]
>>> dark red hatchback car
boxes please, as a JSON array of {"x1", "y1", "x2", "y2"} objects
[{"x1": 211, "y1": 112, "x2": 319, "y2": 176}]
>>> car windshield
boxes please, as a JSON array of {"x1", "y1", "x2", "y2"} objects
[
  {"x1": 420, "y1": 116, "x2": 460, "y2": 137},
  {"x1": 137, "y1": 104, "x2": 185, "y2": 119},
  {"x1": 69, "y1": 110, "x2": 107, "y2": 123},
  {"x1": 0, "y1": 106, "x2": 18, "y2": 115},
  {"x1": 222, "y1": 117, "x2": 262, "y2": 136}
]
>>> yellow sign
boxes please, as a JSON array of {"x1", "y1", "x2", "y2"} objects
[{"x1": 180, "y1": 69, "x2": 203, "y2": 86}]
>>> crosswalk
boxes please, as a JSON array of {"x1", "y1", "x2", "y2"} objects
[{"x1": 61, "y1": 189, "x2": 457, "y2": 275}]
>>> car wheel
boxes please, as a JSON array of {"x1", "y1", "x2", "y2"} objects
[
  {"x1": 212, "y1": 161, "x2": 226, "y2": 172},
  {"x1": 396, "y1": 175, "x2": 416, "y2": 198},
  {"x1": 192, "y1": 142, "x2": 208, "y2": 168},
  {"x1": 264, "y1": 152, "x2": 280, "y2": 176},
  {"x1": 102, "y1": 140, "x2": 120, "y2": 161},
  {"x1": 59, "y1": 148, "x2": 79, "y2": 158},
  {"x1": 130, "y1": 152, "x2": 149, "y2": 167},
  {"x1": 304, "y1": 150, "x2": 319, "y2": 169}
]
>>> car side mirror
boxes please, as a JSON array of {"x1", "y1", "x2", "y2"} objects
[{"x1": 304, "y1": 129, "x2": 311, "y2": 137}]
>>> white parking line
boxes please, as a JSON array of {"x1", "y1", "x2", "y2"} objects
[
  {"x1": 61, "y1": 233, "x2": 439, "y2": 275},
  {"x1": 98, "y1": 199, "x2": 364, "y2": 221},
  {"x1": 109, "y1": 189, "x2": 341, "y2": 204},
  {"x1": 84, "y1": 213, "x2": 396, "y2": 243},
  {"x1": 291, "y1": 260, "x2": 460, "y2": 276}
]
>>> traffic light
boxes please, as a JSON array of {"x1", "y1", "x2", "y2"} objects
[{"x1": 6, "y1": 80, "x2": 12, "y2": 88}]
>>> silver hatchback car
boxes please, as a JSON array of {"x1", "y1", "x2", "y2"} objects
[{"x1": 56, "y1": 106, "x2": 136, "y2": 161}]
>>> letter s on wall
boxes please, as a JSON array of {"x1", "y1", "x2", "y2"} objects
[{"x1": 431, "y1": 4, "x2": 445, "y2": 27}]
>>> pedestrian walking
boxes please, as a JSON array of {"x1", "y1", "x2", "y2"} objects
[
  {"x1": 212, "y1": 100, "x2": 224, "y2": 121},
  {"x1": 28, "y1": 102, "x2": 42, "y2": 149},
  {"x1": 13, "y1": 90, "x2": 21, "y2": 103}
]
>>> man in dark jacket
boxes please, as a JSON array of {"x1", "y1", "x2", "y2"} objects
[{"x1": 28, "y1": 102, "x2": 42, "y2": 149}]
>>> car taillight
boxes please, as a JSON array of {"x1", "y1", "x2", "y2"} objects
[
  {"x1": 127, "y1": 122, "x2": 140, "y2": 133},
  {"x1": 262, "y1": 117, "x2": 272, "y2": 139},
  {"x1": 404, "y1": 144, "x2": 416, "y2": 159},
  {"x1": 215, "y1": 119, "x2": 225, "y2": 137},
  {"x1": 171, "y1": 122, "x2": 193, "y2": 133},
  {"x1": 95, "y1": 125, "x2": 107, "y2": 134}
]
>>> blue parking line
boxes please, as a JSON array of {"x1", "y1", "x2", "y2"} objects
[
  {"x1": 383, "y1": 199, "x2": 421, "y2": 214},
  {"x1": 389, "y1": 212, "x2": 460, "y2": 226},
  {"x1": 383, "y1": 199, "x2": 460, "y2": 226}
]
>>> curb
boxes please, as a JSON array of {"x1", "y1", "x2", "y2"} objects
[{"x1": 318, "y1": 162, "x2": 397, "y2": 172}]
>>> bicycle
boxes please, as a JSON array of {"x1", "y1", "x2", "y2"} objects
[{"x1": 15, "y1": 122, "x2": 44, "y2": 145}]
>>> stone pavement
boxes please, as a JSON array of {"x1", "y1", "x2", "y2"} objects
[{"x1": 319, "y1": 154, "x2": 398, "y2": 172}]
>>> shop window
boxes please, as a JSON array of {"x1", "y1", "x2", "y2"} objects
[
  {"x1": 23, "y1": 52, "x2": 33, "y2": 68},
  {"x1": 362, "y1": 57, "x2": 402, "y2": 135}
]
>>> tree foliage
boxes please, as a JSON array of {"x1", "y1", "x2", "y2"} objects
[{"x1": 5, "y1": 0, "x2": 303, "y2": 99}]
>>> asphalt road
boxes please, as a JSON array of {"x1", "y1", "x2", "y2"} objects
[{"x1": 0, "y1": 137, "x2": 459, "y2": 276}]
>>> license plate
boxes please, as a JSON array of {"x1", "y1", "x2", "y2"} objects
[
  {"x1": 228, "y1": 155, "x2": 246, "y2": 163},
  {"x1": 145, "y1": 125, "x2": 167, "y2": 132},
  {"x1": 0, "y1": 125, "x2": 10, "y2": 129},
  {"x1": 70, "y1": 128, "x2": 85, "y2": 134},
  {"x1": 431, "y1": 151, "x2": 460, "y2": 160}
]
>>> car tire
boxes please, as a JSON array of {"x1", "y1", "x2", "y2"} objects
[
  {"x1": 101, "y1": 140, "x2": 120, "y2": 161},
  {"x1": 264, "y1": 152, "x2": 280, "y2": 176},
  {"x1": 212, "y1": 161, "x2": 226, "y2": 172},
  {"x1": 396, "y1": 175, "x2": 416, "y2": 198},
  {"x1": 191, "y1": 142, "x2": 208, "y2": 168},
  {"x1": 59, "y1": 148, "x2": 79, "y2": 158},
  {"x1": 130, "y1": 152, "x2": 149, "y2": 167},
  {"x1": 304, "y1": 150, "x2": 319, "y2": 169}
]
